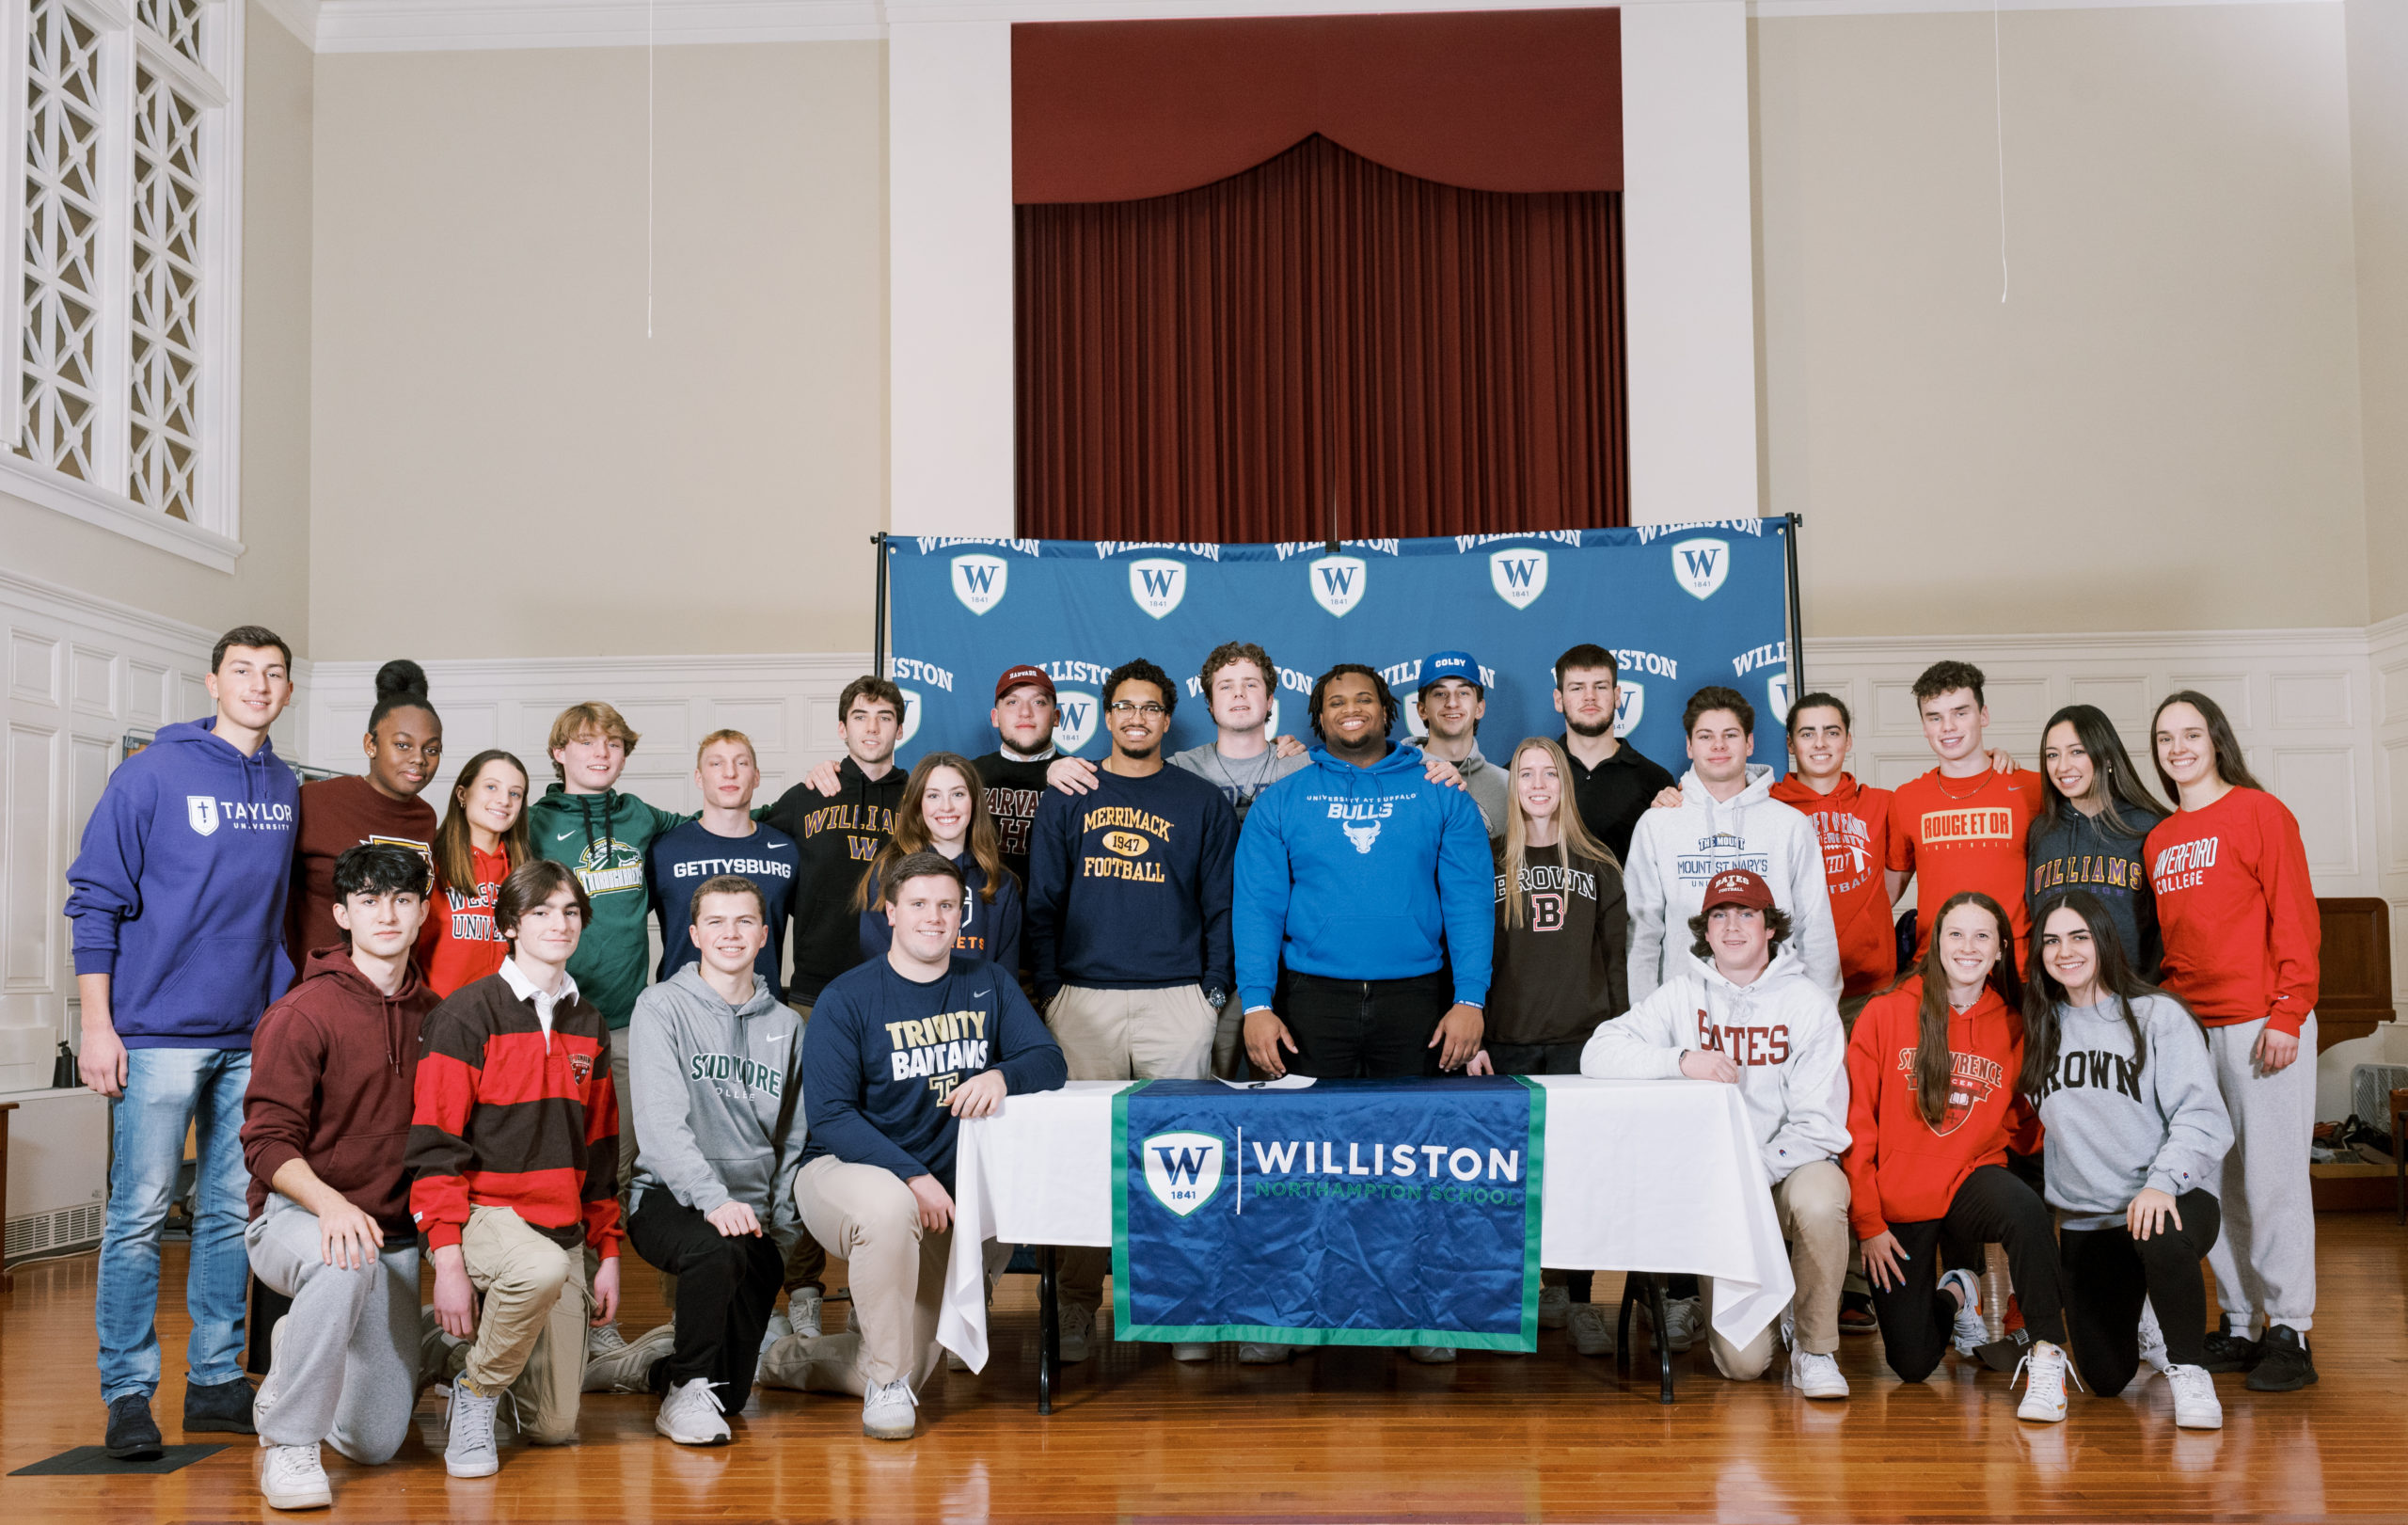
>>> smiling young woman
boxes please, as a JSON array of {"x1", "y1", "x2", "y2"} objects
[{"x1": 285, "y1": 660, "x2": 443, "y2": 970}]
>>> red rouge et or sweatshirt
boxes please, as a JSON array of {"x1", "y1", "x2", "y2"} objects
[
  {"x1": 1842, "y1": 977, "x2": 2040, "y2": 1240},
  {"x1": 2144, "y1": 786, "x2": 2320, "y2": 1036}
]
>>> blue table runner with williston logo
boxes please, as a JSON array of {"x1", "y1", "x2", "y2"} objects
[{"x1": 1111, "y1": 1078, "x2": 1545, "y2": 1350}]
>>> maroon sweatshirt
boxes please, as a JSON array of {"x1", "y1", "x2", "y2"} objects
[
  {"x1": 241, "y1": 945, "x2": 439, "y2": 1236},
  {"x1": 285, "y1": 774, "x2": 437, "y2": 973}
]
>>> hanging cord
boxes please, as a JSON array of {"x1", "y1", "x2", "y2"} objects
[
  {"x1": 646, "y1": 0, "x2": 656, "y2": 338},
  {"x1": 1991, "y1": 0, "x2": 2008, "y2": 304}
]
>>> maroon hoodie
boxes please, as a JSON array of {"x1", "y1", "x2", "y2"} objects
[{"x1": 242, "y1": 945, "x2": 438, "y2": 1236}]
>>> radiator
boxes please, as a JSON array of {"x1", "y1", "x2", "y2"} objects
[
  {"x1": 2351, "y1": 1064, "x2": 2408, "y2": 1128},
  {"x1": 4, "y1": 1087, "x2": 108, "y2": 1266}
]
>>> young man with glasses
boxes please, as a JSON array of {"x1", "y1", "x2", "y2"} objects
[{"x1": 1025, "y1": 659, "x2": 1239, "y2": 1364}]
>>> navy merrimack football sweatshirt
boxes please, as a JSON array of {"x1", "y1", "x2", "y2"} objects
[
  {"x1": 1024, "y1": 764, "x2": 1237, "y2": 1002},
  {"x1": 800, "y1": 954, "x2": 1067, "y2": 1193}
]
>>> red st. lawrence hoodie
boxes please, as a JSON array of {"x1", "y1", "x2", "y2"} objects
[
  {"x1": 1768, "y1": 771, "x2": 1897, "y2": 999},
  {"x1": 1841, "y1": 975, "x2": 2039, "y2": 1240}
]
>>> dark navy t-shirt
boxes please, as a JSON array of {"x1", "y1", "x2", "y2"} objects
[{"x1": 648, "y1": 819, "x2": 800, "y2": 997}]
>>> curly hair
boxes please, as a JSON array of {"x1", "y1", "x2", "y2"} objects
[
  {"x1": 1307, "y1": 663, "x2": 1399, "y2": 745},
  {"x1": 1687, "y1": 903, "x2": 1793, "y2": 960}
]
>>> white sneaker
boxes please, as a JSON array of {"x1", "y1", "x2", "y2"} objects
[
  {"x1": 583, "y1": 1322, "x2": 675, "y2": 1393},
  {"x1": 2136, "y1": 1301, "x2": 2173, "y2": 1376},
  {"x1": 1236, "y1": 1342, "x2": 1293, "y2": 1364},
  {"x1": 443, "y1": 1377, "x2": 502, "y2": 1478},
  {"x1": 259, "y1": 1440, "x2": 331, "y2": 1510},
  {"x1": 2013, "y1": 1340, "x2": 2077, "y2": 1423},
  {"x1": 1641, "y1": 1295, "x2": 1701, "y2": 1353},
  {"x1": 1537, "y1": 1284, "x2": 1572, "y2": 1329},
  {"x1": 756, "y1": 1310, "x2": 793, "y2": 1382},
  {"x1": 1058, "y1": 1302, "x2": 1096, "y2": 1364},
  {"x1": 1568, "y1": 1304, "x2": 1617, "y2": 1358},
  {"x1": 789, "y1": 1287, "x2": 824, "y2": 1341},
  {"x1": 586, "y1": 1322, "x2": 628, "y2": 1360},
  {"x1": 654, "y1": 1376, "x2": 731, "y2": 1445},
  {"x1": 1170, "y1": 1342, "x2": 1213, "y2": 1362},
  {"x1": 1405, "y1": 1344, "x2": 1457, "y2": 1364},
  {"x1": 1780, "y1": 1305, "x2": 1797, "y2": 1351},
  {"x1": 1788, "y1": 1349, "x2": 1849, "y2": 1401},
  {"x1": 2166, "y1": 1363, "x2": 2223, "y2": 1430},
  {"x1": 862, "y1": 1378, "x2": 917, "y2": 1441},
  {"x1": 1941, "y1": 1268, "x2": 1988, "y2": 1357}
]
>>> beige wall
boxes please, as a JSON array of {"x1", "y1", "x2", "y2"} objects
[
  {"x1": 0, "y1": 1, "x2": 314, "y2": 645},
  {"x1": 2348, "y1": 0, "x2": 2408, "y2": 626},
  {"x1": 307, "y1": 41, "x2": 888, "y2": 662},
  {"x1": 1755, "y1": 4, "x2": 2369, "y2": 639}
]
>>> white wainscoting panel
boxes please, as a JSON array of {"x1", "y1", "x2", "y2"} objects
[{"x1": 2373, "y1": 614, "x2": 2408, "y2": 1023}]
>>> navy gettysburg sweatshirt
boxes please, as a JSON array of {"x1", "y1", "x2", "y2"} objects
[
  {"x1": 1231, "y1": 744, "x2": 1495, "y2": 1014},
  {"x1": 648, "y1": 818, "x2": 800, "y2": 995},
  {"x1": 1024, "y1": 764, "x2": 1237, "y2": 1002},
  {"x1": 800, "y1": 954, "x2": 1066, "y2": 1192},
  {"x1": 65, "y1": 717, "x2": 300, "y2": 1047}
]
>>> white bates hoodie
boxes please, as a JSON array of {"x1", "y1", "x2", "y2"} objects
[
  {"x1": 1624, "y1": 763, "x2": 1841, "y2": 1001},
  {"x1": 1580, "y1": 946, "x2": 1851, "y2": 1184}
]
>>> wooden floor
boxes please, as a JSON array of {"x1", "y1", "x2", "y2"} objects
[{"x1": 4, "y1": 1213, "x2": 2403, "y2": 1522}]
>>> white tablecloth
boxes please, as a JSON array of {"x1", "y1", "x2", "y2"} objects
[{"x1": 937, "y1": 1076, "x2": 1797, "y2": 1371}]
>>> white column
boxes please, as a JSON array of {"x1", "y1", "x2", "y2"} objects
[
  {"x1": 1620, "y1": 0, "x2": 1760, "y2": 524},
  {"x1": 888, "y1": 21, "x2": 1018, "y2": 537}
]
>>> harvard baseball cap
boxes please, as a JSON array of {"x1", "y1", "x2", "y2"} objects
[
  {"x1": 993, "y1": 664, "x2": 1056, "y2": 704},
  {"x1": 1419, "y1": 651, "x2": 1482, "y2": 693},
  {"x1": 1700, "y1": 868, "x2": 1776, "y2": 914}
]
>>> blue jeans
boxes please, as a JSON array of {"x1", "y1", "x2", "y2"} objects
[{"x1": 98, "y1": 1047, "x2": 252, "y2": 1402}]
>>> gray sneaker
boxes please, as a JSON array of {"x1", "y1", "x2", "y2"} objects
[
  {"x1": 443, "y1": 1377, "x2": 501, "y2": 1479},
  {"x1": 862, "y1": 1378, "x2": 917, "y2": 1441},
  {"x1": 584, "y1": 1323, "x2": 675, "y2": 1393},
  {"x1": 789, "y1": 1287, "x2": 825, "y2": 1340},
  {"x1": 1236, "y1": 1342, "x2": 1293, "y2": 1364},
  {"x1": 1058, "y1": 1302, "x2": 1096, "y2": 1364},
  {"x1": 1405, "y1": 1344, "x2": 1457, "y2": 1364},
  {"x1": 1537, "y1": 1284, "x2": 1572, "y2": 1329},
  {"x1": 1568, "y1": 1304, "x2": 1617, "y2": 1357},
  {"x1": 1170, "y1": 1342, "x2": 1213, "y2": 1362}
]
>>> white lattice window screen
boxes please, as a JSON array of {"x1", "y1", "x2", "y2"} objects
[{"x1": 5, "y1": 0, "x2": 238, "y2": 549}]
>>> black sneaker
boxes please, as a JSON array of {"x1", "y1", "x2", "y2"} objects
[
  {"x1": 104, "y1": 1394, "x2": 165, "y2": 1461},
  {"x1": 2200, "y1": 1313, "x2": 2261, "y2": 1374},
  {"x1": 182, "y1": 1374, "x2": 257, "y2": 1434},
  {"x1": 2245, "y1": 1324, "x2": 2318, "y2": 1391}
]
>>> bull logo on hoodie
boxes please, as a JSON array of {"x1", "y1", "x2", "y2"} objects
[{"x1": 1896, "y1": 1047, "x2": 2005, "y2": 1136}]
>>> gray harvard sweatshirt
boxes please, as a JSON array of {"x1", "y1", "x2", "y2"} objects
[
  {"x1": 2034, "y1": 993, "x2": 2232, "y2": 1231},
  {"x1": 628, "y1": 963, "x2": 811, "y2": 1255}
]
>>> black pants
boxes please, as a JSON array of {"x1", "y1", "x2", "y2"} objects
[
  {"x1": 1484, "y1": 1039, "x2": 1588, "y2": 1076},
  {"x1": 1280, "y1": 972, "x2": 1450, "y2": 1079},
  {"x1": 627, "y1": 1186, "x2": 786, "y2": 1411},
  {"x1": 1869, "y1": 1165, "x2": 2067, "y2": 1383},
  {"x1": 2060, "y1": 1188, "x2": 2221, "y2": 1396}
]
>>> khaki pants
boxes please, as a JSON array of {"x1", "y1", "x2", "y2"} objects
[
  {"x1": 459, "y1": 1205, "x2": 591, "y2": 1443},
  {"x1": 1050, "y1": 984, "x2": 1216, "y2": 1310},
  {"x1": 780, "y1": 1000, "x2": 830, "y2": 1295},
  {"x1": 766, "y1": 1155, "x2": 949, "y2": 1394},
  {"x1": 1702, "y1": 1159, "x2": 1851, "y2": 1378},
  {"x1": 582, "y1": 1027, "x2": 642, "y2": 1311}
]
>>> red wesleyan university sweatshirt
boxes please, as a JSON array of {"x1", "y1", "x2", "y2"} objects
[
  {"x1": 2145, "y1": 786, "x2": 2321, "y2": 1036},
  {"x1": 1842, "y1": 977, "x2": 2040, "y2": 1240}
]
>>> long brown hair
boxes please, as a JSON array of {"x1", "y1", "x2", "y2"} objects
[
  {"x1": 434, "y1": 750, "x2": 531, "y2": 895},
  {"x1": 1899, "y1": 891, "x2": 2022, "y2": 1128},
  {"x1": 2032, "y1": 704, "x2": 2167, "y2": 840},
  {"x1": 857, "y1": 753, "x2": 1006, "y2": 911},
  {"x1": 2020, "y1": 889, "x2": 2203, "y2": 1095},
  {"x1": 1495, "y1": 737, "x2": 1618, "y2": 930},
  {"x1": 2149, "y1": 690, "x2": 2261, "y2": 804}
]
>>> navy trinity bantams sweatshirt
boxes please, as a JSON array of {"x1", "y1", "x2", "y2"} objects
[{"x1": 800, "y1": 954, "x2": 1067, "y2": 1192}]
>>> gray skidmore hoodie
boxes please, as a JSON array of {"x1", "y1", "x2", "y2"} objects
[{"x1": 627, "y1": 963, "x2": 810, "y2": 1255}]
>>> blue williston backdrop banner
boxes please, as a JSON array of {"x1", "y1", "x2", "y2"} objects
[
  {"x1": 885, "y1": 524, "x2": 1797, "y2": 770},
  {"x1": 1112, "y1": 1078, "x2": 1546, "y2": 1349}
]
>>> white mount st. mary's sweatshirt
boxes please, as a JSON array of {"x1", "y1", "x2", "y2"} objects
[
  {"x1": 1624, "y1": 763, "x2": 1841, "y2": 1001},
  {"x1": 1580, "y1": 945, "x2": 1850, "y2": 1184}
]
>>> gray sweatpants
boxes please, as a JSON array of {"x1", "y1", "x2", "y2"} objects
[
  {"x1": 2205, "y1": 1012, "x2": 2317, "y2": 1334},
  {"x1": 245, "y1": 1197, "x2": 421, "y2": 1461}
]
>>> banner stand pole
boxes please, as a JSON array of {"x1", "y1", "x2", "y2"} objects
[
  {"x1": 871, "y1": 532, "x2": 889, "y2": 678},
  {"x1": 1782, "y1": 514, "x2": 1806, "y2": 698}
]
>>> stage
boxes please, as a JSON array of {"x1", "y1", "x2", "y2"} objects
[{"x1": 2, "y1": 1213, "x2": 2398, "y2": 1522}]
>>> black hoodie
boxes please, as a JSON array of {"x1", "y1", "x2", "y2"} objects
[{"x1": 764, "y1": 756, "x2": 907, "y2": 1004}]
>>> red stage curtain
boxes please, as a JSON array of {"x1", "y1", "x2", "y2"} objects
[
  {"x1": 1016, "y1": 135, "x2": 1628, "y2": 544},
  {"x1": 1012, "y1": 9, "x2": 1622, "y2": 202}
]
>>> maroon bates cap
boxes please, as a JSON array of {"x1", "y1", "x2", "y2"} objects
[
  {"x1": 1700, "y1": 868, "x2": 1776, "y2": 914},
  {"x1": 993, "y1": 664, "x2": 1056, "y2": 703}
]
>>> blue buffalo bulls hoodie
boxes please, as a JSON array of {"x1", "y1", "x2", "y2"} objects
[
  {"x1": 1230, "y1": 744, "x2": 1495, "y2": 1014},
  {"x1": 65, "y1": 717, "x2": 301, "y2": 1047}
]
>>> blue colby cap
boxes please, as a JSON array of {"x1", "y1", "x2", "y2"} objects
[{"x1": 1420, "y1": 651, "x2": 1481, "y2": 691}]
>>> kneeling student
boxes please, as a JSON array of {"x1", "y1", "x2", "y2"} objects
[
  {"x1": 409, "y1": 860, "x2": 631, "y2": 1478},
  {"x1": 1582, "y1": 869, "x2": 1852, "y2": 1398},
  {"x1": 626, "y1": 876, "x2": 811, "y2": 1445},
  {"x1": 242, "y1": 845, "x2": 440, "y2": 1511},
  {"x1": 2025, "y1": 890, "x2": 2232, "y2": 1429},
  {"x1": 761, "y1": 850, "x2": 1067, "y2": 1440}
]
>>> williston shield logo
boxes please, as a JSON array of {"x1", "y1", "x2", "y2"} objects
[
  {"x1": 1054, "y1": 690, "x2": 1099, "y2": 754},
  {"x1": 1489, "y1": 548, "x2": 1548, "y2": 610},
  {"x1": 951, "y1": 555, "x2": 1008, "y2": 615},
  {"x1": 1142, "y1": 1131, "x2": 1225, "y2": 1217},
  {"x1": 1766, "y1": 675, "x2": 1792, "y2": 727},
  {"x1": 1613, "y1": 682, "x2": 1644, "y2": 739},
  {"x1": 186, "y1": 795, "x2": 220, "y2": 835},
  {"x1": 1308, "y1": 556, "x2": 1367, "y2": 617},
  {"x1": 897, "y1": 688, "x2": 924, "y2": 747},
  {"x1": 1127, "y1": 559, "x2": 1186, "y2": 620},
  {"x1": 1670, "y1": 538, "x2": 1730, "y2": 600}
]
